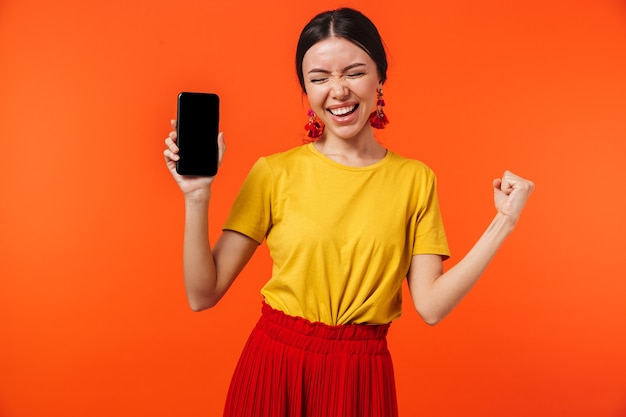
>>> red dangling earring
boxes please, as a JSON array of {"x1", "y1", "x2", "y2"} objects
[
  {"x1": 304, "y1": 108, "x2": 324, "y2": 140},
  {"x1": 369, "y1": 89, "x2": 390, "y2": 129}
]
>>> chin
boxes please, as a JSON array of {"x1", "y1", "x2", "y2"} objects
[{"x1": 327, "y1": 124, "x2": 371, "y2": 141}]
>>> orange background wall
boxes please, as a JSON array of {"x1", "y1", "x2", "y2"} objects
[{"x1": 1, "y1": 0, "x2": 625, "y2": 416}]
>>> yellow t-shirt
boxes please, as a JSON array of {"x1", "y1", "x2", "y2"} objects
[{"x1": 223, "y1": 143, "x2": 450, "y2": 325}]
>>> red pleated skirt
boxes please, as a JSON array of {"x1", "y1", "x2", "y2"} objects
[{"x1": 223, "y1": 302, "x2": 399, "y2": 417}]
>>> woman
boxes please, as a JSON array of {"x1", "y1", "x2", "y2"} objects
[{"x1": 163, "y1": 8, "x2": 534, "y2": 417}]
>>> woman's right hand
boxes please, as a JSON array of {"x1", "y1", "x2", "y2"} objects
[{"x1": 163, "y1": 119, "x2": 226, "y2": 200}]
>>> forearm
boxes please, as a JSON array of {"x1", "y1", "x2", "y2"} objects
[
  {"x1": 418, "y1": 212, "x2": 516, "y2": 324},
  {"x1": 183, "y1": 196, "x2": 218, "y2": 311}
]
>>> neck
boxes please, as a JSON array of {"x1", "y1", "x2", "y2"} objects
[{"x1": 313, "y1": 131, "x2": 387, "y2": 167}]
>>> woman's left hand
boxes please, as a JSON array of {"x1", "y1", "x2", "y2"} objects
[{"x1": 493, "y1": 170, "x2": 535, "y2": 225}]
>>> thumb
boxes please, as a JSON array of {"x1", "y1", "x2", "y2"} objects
[{"x1": 493, "y1": 177, "x2": 502, "y2": 191}]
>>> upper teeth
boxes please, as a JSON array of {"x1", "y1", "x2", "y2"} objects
[{"x1": 329, "y1": 105, "x2": 355, "y2": 116}]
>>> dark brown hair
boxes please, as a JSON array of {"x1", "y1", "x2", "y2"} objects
[{"x1": 295, "y1": 8, "x2": 388, "y2": 92}]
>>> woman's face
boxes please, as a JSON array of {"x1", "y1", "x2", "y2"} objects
[{"x1": 302, "y1": 37, "x2": 381, "y2": 142}]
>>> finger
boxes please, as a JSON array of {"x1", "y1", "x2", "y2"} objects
[
  {"x1": 501, "y1": 171, "x2": 536, "y2": 200},
  {"x1": 217, "y1": 132, "x2": 226, "y2": 151},
  {"x1": 493, "y1": 178, "x2": 502, "y2": 191},
  {"x1": 164, "y1": 137, "x2": 179, "y2": 152},
  {"x1": 171, "y1": 119, "x2": 177, "y2": 129},
  {"x1": 163, "y1": 148, "x2": 180, "y2": 161},
  {"x1": 500, "y1": 171, "x2": 516, "y2": 194},
  {"x1": 217, "y1": 132, "x2": 226, "y2": 166}
]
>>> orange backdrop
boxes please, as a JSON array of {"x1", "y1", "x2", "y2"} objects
[{"x1": 1, "y1": 0, "x2": 625, "y2": 416}]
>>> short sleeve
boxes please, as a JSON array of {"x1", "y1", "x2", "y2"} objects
[
  {"x1": 412, "y1": 173, "x2": 451, "y2": 259},
  {"x1": 222, "y1": 158, "x2": 272, "y2": 244}
]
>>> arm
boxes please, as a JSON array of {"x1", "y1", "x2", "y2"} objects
[
  {"x1": 407, "y1": 171, "x2": 534, "y2": 325},
  {"x1": 183, "y1": 198, "x2": 258, "y2": 311},
  {"x1": 164, "y1": 120, "x2": 258, "y2": 311}
]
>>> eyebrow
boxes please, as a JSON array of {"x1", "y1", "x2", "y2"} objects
[{"x1": 307, "y1": 62, "x2": 367, "y2": 75}]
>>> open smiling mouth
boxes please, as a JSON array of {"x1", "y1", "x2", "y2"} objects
[{"x1": 327, "y1": 104, "x2": 359, "y2": 117}]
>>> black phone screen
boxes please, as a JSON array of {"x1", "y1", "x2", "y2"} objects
[{"x1": 175, "y1": 92, "x2": 220, "y2": 176}]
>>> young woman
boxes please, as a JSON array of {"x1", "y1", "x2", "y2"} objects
[{"x1": 163, "y1": 8, "x2": 534, "y2": 417}]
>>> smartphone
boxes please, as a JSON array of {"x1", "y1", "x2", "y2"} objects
[{"x1": 175, "y1": 92, "x2": 220, "y2": 176}]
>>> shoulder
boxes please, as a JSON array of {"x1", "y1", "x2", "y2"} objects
[
  {"x1": 262, "y1": 144, "x2": 309, "y2": 165},
  {"x1": 246, "y1": 145, "x2": 308, "y2": 172},
  {"x1": 243, "y1": 145, "x2": 312, "y2": 186},
  {"x1": 386, "y1": 151, "x2": 437, "y2": 179},
  {"x1": 256, "y1": 144, "x2": 317, "y2": 176}
]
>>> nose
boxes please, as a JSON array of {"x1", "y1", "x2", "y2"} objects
[{"x1": 330, "y1": 77, "x2": 349, "y2": 99}]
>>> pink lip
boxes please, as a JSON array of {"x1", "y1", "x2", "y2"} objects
[
  {"x1": 328, "y1": 107, "x2": 359, "y2": 125},
  {"x1": 326, "y1": 105, "x2": 359, "y2": 124},
  {"x1": 326, "y1": 102, "x2": 358, "y2": 110}
]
